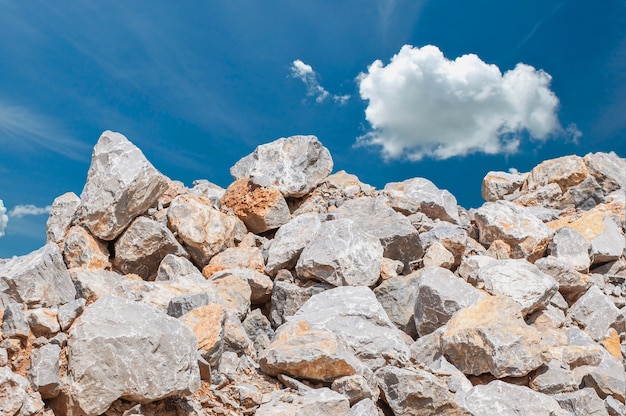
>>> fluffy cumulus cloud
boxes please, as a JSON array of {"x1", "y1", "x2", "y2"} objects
[
  {"x1": 8, "y1": 204, "x2": 52, "y2": 218},
  {"x1": 290, "y1": 60, "x2": 350, "y2": 105},
  {"x1": 0, "y1": 200, "x2": 7, "y2": 237},
  {"x1": 357, "y1": 44, "x2": 572, "y2": 160}
]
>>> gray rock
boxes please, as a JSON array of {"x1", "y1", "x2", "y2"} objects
[
  {"x1": 167, "y1": 194, "x2": 245, "y2": 267},
  {"x1": 69, "y1": 268, "x2": 124, "y2": 301},
  {"x1": 290, "y1": 286, "x2": 411, "y2": 370},
  {"x1": 26, "y1": 308, "x2": 61, "y2": 337},
  {"x1": 476, "y1": 258, "x2": 558, "y2": 315},
  {"x1": 166, "y1": 292, "x2": 210, "y2": 318},
  {"x1": 231, "y1": 135, "x2": 334, "y2": 198},
  {"x1": 549, "y1": 227, "x2": 592, "y2": 272},
  {"x1": 67, "y1": 295, "x2": 200, "y2": 415},
  {"x1": 30, "y1": 343, "x2": 61, "y2": 399},
  {"x1": 331, "y1": 374, "x2": 378, "y2": 406},
  {"x1": 376, "y1": 365, "x2": 468, "y2": 416},
  {"x1": 605, "y1": 395, "x2": 625, "y2": 416},
  {"x1": 579, "y1": 351, "x2": 626, "y2": 403},
  {"x1": 113, "y1": 216, "x2": 187, "y2": 279},
  {"x1": 210, "y1": 268, "x2": 273, "y2": 304},
  {"x1": 441, "y1": 296, "x2": 545, "y2": 378},
  {"x1": 256, "y1": 387, "x2": 350, "y2": 416},
  {"x1": 529, "y1": 360, "x2": 578, "y2": 394},
  {"x1": 474, "y1": 200, "x2": 554, "y2": 261},
  {"x1": 535, "y1": 256, "x2": 590, "y2": 302},
  {"x1": 46, "y1": 192, "x2": 81, "y2": 244},
  {"x1": 373, "y1": 272, "x2": 421, "y2": 338},
  {"x1": 62, "y1": 225, "x2": 110, "y2": 269},
  {"x1": 0, "y1": 366, "x2": 45, "y2": 416},
  {"x1": 269, "y1": 277, "x2": 330, "y2": 327},
  {"x1": 330, "y1": 197, "x2": 423, "y2": 273},
  {"x1": 242, "y1": 308, "x2": 274, "y2": 353},
  {"x1": 584, "y1": 152, "x2": 626, "y2": 196},
  {"x1": 561, "y1": 176, "x2": 605, "y2": 210},
  {"x1": 222, "y1": 310, "x2": 254, "y2": 355},
  {"x1": 1, "y1": 243, "x2": 76, "y2": 307},
  {"x1": 422, "y1": 241, "x2": 455, "y2": 269},
  {"x1": 419, "y1": 223, "x2": 468, "y2": 267},
  {"x1": 78, "y1": 131, "x2": 170, "y2": 241},
  {"x1": 456, "y1": 255, "x2": 498, "y2": 287},
  {"x1": 155, "y1": 254, "x2": 200, "y2": 281},
  {"x1": 57, "y1": 298, "x2": 87, "y2": 331},
  {"x1": 348, "y1": 398, "x2": 379, "y2": 416},
  {"x1": 481, "y1": 171, "x2": 527, "y2": 201},
  {"x1": 463, "y1": 380, "x2": 569, "y2": 416},
  {"x1": 409, "y1": 330, "x2": 444, "y2": 366},
  {"x1": 554, "y1": 388, "x2": 610, "y2": 416},
  {"x1": 296, "y1": 219, "x2": 383, "y2": 287},
  {"x1": 384, "y1": 177, "x2": 460, "y2": 224},
  {"x1": 591, "y1": 216, "x2": 625, "y2": 265},
  {"x1": 208, "y1": 272, "x2": 252, "y2": 320},
  {"x1": 566, "y1": 285, "x2": 625, "y2": 341},
  {"x1": 1, "y1": 303, "x2": 30, "y2": 339},
  {"x1": 189, "y1": 179, "x2": 224, "y2": 208},
  {"x1": 260, "y1": 319, "x2": 364, "y2": 383},
  {"x1": 266, "y1": 213, "x2": 322, "y2": 276},
  {"x1": 414, "y1": 267, "x2": 485, "y2": 336}
]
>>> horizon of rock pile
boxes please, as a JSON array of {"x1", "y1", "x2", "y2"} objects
[{"x1": 1, "y1": 130, "x2": 625, "y2": 415}]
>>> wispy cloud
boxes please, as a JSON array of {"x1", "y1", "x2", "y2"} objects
[
  {"x1": 0, "y1": 199, "x2": 8, "y2": 238},
  {"x1": 0, "y1": 101, "x2": 90, "y2": 161},
  {"x1": 290, "y1": 59, "x2": 351, "y2": 105},
  {"x1": 8, "y1": 204, "x2": 52, "y2": 218}
]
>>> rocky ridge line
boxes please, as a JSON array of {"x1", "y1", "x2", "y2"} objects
[{"x1": 1, "y1": 130, "x2": 625, "y2": 416}]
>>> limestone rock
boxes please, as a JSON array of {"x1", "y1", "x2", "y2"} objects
[
  {"x1": 181, "y1": 303, "x2": 225, "y2": 366},
  {"x1": 46, "y1": 192, "x2": 81, "y2": 244},
  {"x1": 167, "y1": 194, "x2": 245, "y2": 267},
  {"x1": 347, "y1": 398, "x2": 379, "y2": 416},
  {"x1": 463, "y1": 380, "x2": 569, "y2": 416},
  {"x1": 384, "y1": 177, "x2": 460, "y2": 224},
  {"x1": 548, "y1": 227, "x2": 592, "y2": 272},
  {"x1": 210, "y1": 268, "x2": 273, "y2": 304},
  {"x1": 78, "y1": 131, "x2": 170, "y2": 241},
  {"x1": 290, "y1": 286, "x2": 411, "y2": 370},
  {"x1": 58, "y1": 298, "x2": 86, "y2": 331},
  {"x1": 476, "y1": 259, "x2": 559, "y2": 315},
  {"x1": 1, "y1": 302, "x2": 30, "y2": 339},
  {"x1": 256, "y1": 387, "x2": 350, "y2": 416},
  {"x1": 584, "y1": 152, "x2": 626, "y2": 195},
  {"x1": 29, "y1": 343, "x2": 61, "y2": 399},
  {"x1": 113, "y1": 216, "x2": 187, "y2": 279},
  {"x1": 474, "y1": 201, "x2": 554, "y2": 261},
  {"x1": 230, "y1": 135, "x2": 333, "y2": 198},
  {"x1": 481, "y1": 170, "x2": 526, "y2": 201},
  {"x1": 266, "y1": 213, "x2": 322, "y2": 276},
  {"x1": 269, "y1": 277, "x2": 330, "y2": 327},
  {"x1": 221, "y1": 177, "x2": 291, "y2": 234},
  {"x1": 554, "y1": 388, "x2": 610, "y2": 416},
  {"x1": 26, "y1": 308, "x2": 61, "y2": 337},
  {"x1": 535, "y1": 256, "x2": 590, "y2": 302},
  {"x1": 1, "y1": 243, "x2": 76, "y2": 307},
  {"x1": 329, "y1": 197, "x2": 423, "y2": 272},
  {"x1": 296, "y1": 218, "x2": 383, "y2": 287},
  {"x1": 415, "y1": 267, "x2": 485, "y2": 336},
  {"x1": 67, "y1": 295, "x2": 200, "y2": 415},
  {"x1": 0, "y1": 366, "x2": 45, "y2": 416},
  {"x1": 441, "y1": 296, "x2": 545, "y2": 377},
  {"x1": 376, "y1": 365, "x2": 469, "y2": 416},
  {"x1": 208, "y1": 272, "x2": 252, "y2": 320},
  {"x1": 69, "y1": 268, "x2": 124, "y2": 302},
  {"x1": 422, "y1": 241, "x2": 455, "y2": 269},
  {"x1": 242, "y1": 308, "x2": 275, "y2": 353},
  {"x1": 62, "y1": 225, "x2": 110, "y2": 269},
  {"x1": 202, "y1": 246, "x2": 265, "y2": 277},
  {"x1": 529, "y1": 360, "x2": 578, "y2": 394},
  {"x1": 373, "y1": 272, "x2": 421, "y2": 338},
  {"x1": 331, "y1": 375, "x2": 378, "y2": 406},
  {"x1": 155, "y1": 254, "x2": 200, "y2": 281},
  {"x1": 260, "y1": 320, "x2": 362, "y2": 382},
  {"x1": 524, "y1": 155, "x2": 589, "y2": 193},
  {"x1": 166, "y1": 292, "x2": 211, "y2": 318},
  {"x1": 419, "y1": 223, "x2": 468, "y2": 266},
  {"x1": 188, "y1": 179, "x2": 224, "y2": 208},
  {"x1": 566, "y1": 285, "x2": 625, "y2": 341},
  {"x1": 590, "y1": 216, "x2": 625, "y2": 265}
]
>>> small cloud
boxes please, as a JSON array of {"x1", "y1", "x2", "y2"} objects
[
  {"x1": 0, "y1": 200, "x2": 8, "y2": 238},
  {"x1": 8, "y1": 204, "x2": 52, "y2": 218},
  {"x1": 357, "y1": 44, "x2": 571, "y2": 160},
  {"x1": 290, "y1": 60, "x2": 350, "y2": 105}
]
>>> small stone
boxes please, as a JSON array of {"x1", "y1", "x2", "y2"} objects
[
  {"x1": 269, "y1": 278, "x2": 330, "y2": 328},
  {"x1": 202, "y1": 246, "x2": 266, "y2": 278},
  {"x1": 584, "y1": 152, "x2": 626, "y2": 195},
  {"x1": 529, "y1": 360, "x2": 578, "y2": 394},
  {"x1": 26, "y1": 308, "x2": 61, "y2": 337},
  {"x1": 255, "y1": 387, "x2": 350, "y2": 416},
  {"x1": 485, "y1": 239, "x2": 511, "y2": 259},
  {"x1": 166, "y1": 292, "x2": 210, "y2": 318},
  {"x1": 208, "y1": 272, "x2": 252, "y2": 320},
  {"x1": 422, "y1": 241, "x2": 455, "y2": 269},
  {"x1": 380, "y1": 258, "x2": 403, "y2": 279},
  {"x1": 535, "y1": 256, "x2": 590, "y2": 303},
  {"x1": 348, "y1": 398, "x2": 379, "y2": 416},
  {"x1": 210, "y1": 268, "x2": 273, "y2": 304},
  {"x1": 331, "y1": 375, "x2": 378, "y2": 405},
  {"x1": 155, "y1": 254, "x2": 200, "y2": 281}
]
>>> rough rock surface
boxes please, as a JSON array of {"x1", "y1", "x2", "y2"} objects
[
  {"x1": 384, "y1": 177, "x2": 460, "y2": 224},
  {"x1": 62, "y1": 225, "x2": 110, "y2": 269},
  {"x1": 230, "y1": 135, "x2": 333, "y2": 198},
  {"x1": 374, "y1": 272, "x2": 421, "y2": 338},
  {"x1": 67, "y1": 295, "x2": 200, "y2": 415},
  {"x1": 46, "y1": 192, "x2": 81, "y2": 244},
  {"x1": 78, "y1": 131, "x2": 170, "y2": 240},
  {"x1": 265, "y1": 213, "x2": 322, "y2": 276}
]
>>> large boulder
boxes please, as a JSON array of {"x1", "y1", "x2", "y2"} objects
[
  {"x1": 523, "y1": 155, "x2": 589, "y2": 193},
  {"x1": 62, "y1": 225, "x2": 110, "y2": 269},
  {"x1": 481, "y1": 171, "x2": 526, "y2": 202},
  {"x1": 296, "y1": 219, "x2": 383, "y2": 287},
  {"x1": 474, "y1": 200, "x2": 554, "y2": 261},
  {"x1": 230, "y1": 135, "x2": 333, "y2": 198},
  {"x1": 66, "y1": 295, "x2": 200, "y2": 415},
  {"x1": 566, "y1": 285, "x2": 625, "y2": 341},
  {"x1": 266, "y1": 213, "x2": 322, "y2": 276},
  {"x1": 374, "y1": 272, "x2": 422, "y2": 338},
  {"x1": 46, "y1": 192, "x2": 81, "y2": 244},
  {"x1": 78, "y1": 131, "x2": 170, "y2": 241},
  {"x1": 1, "y1": 243, "x2": 76, "y2": 307},
  {"x1": 384, "y1": 177, "x2": 460, "y2": 224},
  {"x1": 583, "y1": 152, "x2": 626, "y2": 195}
]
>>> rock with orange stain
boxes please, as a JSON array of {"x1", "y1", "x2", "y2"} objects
[
  {"x1": 181, "y1": 303, "x2": 225, "y2": 366},
  {"x1": 209, "y1": 268, "x2": 272, "y2": 304},
  {"x1": 481, "y1": 170, "x2": 527, "y2": 202},
  {"x1": 474, "y1": 200, "x2": 554, "y2": 262},
  {"x1": 202, "y1": 246, "x2": 265, "y2": 278},
  {"x1": 167, "y1": 194, "x2": 246, "y2": 267},
  {"x1": 584, "y1": 151, "x2": 626, "y2": 195},
  {"x1": 221, "y1": 177, "x2": 291, "y2": 234},
  {"x1": 600, "y1": 328, "x2": 622, "y2": 359},
  {"x1": 230, "y1": 135, "x2": 333, "y2": 198},
  {"x1": 207, "y1": 273, "x2": 251, "y2": 320},
  {"x1": 441, "y1": 296, "x2": 545, "y2": 377},
  {"x1": 259, "y1": 319, "x2": 362, "y2": 383},
  {"x1": 62, "y1": 226, "x2": 110, "y2": 270},
  {"x1": 566, "y1": 286, "x2": 625, "y2": 342},
  {"x1": 384, "y1": 177, "x2": 460, "y2": 224},
  {"x1": 46, "y1": 192, "x2": 81, "y2": 244},
  {"x1": 26, "y1": 308, "x2": 60, "y2": 337},
  {"x1": 524, "y1": 155, "x2": 590, "y2": 193},
  {"x1": 547, "y1": 227, "x2": 591, "y2": 272},
  {"x1": 535, "y1": 256, "x2": 590, "y2": 303}
]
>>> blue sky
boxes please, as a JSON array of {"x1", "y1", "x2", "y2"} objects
[{"x1": 1, "y1": 0, "x2": 625, "y2": 257}]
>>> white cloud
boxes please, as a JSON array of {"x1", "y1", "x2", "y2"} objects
[
  {"x1": 8, "y1": 204, "x2": 52, "y2": 218},
  {"x1": 357, "y1": 44, "x2": 576, "y2": 160},
  {"x1": 290, "y1": 60, "x2": 350, "y2": 105},
  {"x1": 0, "y1": 200, "x2": 8, "y2": 238}
]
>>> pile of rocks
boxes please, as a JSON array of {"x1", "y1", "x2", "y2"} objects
[{"x1": 1, "y1": 130, "x2": 625, "y2": 415}]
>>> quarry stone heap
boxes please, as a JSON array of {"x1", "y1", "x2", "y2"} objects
[{"x1": 0, "y1": 130, "x2": 625, "y2": 415}]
